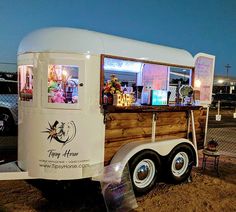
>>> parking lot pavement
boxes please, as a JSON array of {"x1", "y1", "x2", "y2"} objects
[{"x1": 208, "y1": 112, "x2": 236, "y2": 128}]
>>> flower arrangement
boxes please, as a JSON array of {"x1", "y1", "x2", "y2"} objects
[{"x1": 104, "y1": 74, "x2": 122, "y2": 95}]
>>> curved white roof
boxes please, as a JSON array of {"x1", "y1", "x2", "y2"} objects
[{"x1": 18, "y1": 27, "x2": 194, "y2": 67}]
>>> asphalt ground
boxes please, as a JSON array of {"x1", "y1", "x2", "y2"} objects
[{"x1": 208, "y1": 108, "x2": 236, "y2": 128}]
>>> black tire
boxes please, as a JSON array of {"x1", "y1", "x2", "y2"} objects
[
  {"x1": 129, "y1": 150, "x2": 161, "y2": 196},
  {"x1": 166, "y1": 144, "x2": 195, "y2": 184},
  {"x1": 0, "y1": 109, "x2": 14, "y2": 135}
]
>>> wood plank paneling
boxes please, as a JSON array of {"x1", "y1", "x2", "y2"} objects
[{"x1": 104, "y1": 109, "x2": 206, "y2": 165}]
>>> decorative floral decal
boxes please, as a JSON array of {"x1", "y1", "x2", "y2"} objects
[{"x1": 43, "y1": 120, "x2": 76, "y2": 146}]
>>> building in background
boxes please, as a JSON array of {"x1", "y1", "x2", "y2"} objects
[{"x1": 213, "y1": 75, "x2": 236, "y2": 94}]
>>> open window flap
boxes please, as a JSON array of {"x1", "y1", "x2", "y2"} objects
[
  {"x1": 193, "y1": 53, "x2": 215, "y2": 106},
  {"x1": 0, "y1": 161, "x2": 32, "y2": 180}
]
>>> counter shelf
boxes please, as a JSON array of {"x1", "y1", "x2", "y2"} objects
[{"x1": 102, "y1": 104, "x2": 202, "y2": 113}]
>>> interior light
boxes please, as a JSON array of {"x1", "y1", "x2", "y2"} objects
[
  {"x1": 138, "y1": 57, "x2": 148, "y2": 60},
  {"x1": 104, "y1": 58, "x2": 143, "y2": 73},
  {"x1": 86, "y1": 54, "x2": 91, "y2": 59},
  {"x1": 218, "y1": 79, "x2": 224, "y2": 84},
  {"x1": 62, "y1": 70, "x2": 67, "y2": 77},
  {"x1": 195, "y1": 79, "x2": 201, "y2": 88}
]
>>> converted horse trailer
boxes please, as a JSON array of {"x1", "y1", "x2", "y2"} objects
[{"x1": 0, "y1": 28, "x2": 214, "y2": 196}]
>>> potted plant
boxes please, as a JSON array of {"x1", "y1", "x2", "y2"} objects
[{"x1": 206, "y1": 139, "x2": 219, "y2": 152}]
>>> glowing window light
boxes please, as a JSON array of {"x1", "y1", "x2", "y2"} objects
[
  {"x1": 195, "y1": 79, "x2": 201, "y2": 88},
  {"x1": 62, "y1": 70, "x2": 68, "y2": 77},
  {"x1": 104, "y1": 58, "x2": 143, "y2": 73},
  {"x1": 218, "y1": 79, "x2": 224, "y2": 84}
]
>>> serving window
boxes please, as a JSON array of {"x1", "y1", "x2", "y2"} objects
[
  {"x1": 48, "y1": 65, "x2": 79, "y2": 104},
  {"x1": 18, "y1": 65, "x2": 33, "y2": 101},
  {"x1": 169, "y1": 67, "x2": 192, "y2": 103},
  {"x1": 101, "y1": 55, "x2": 193, "y2": 106}
]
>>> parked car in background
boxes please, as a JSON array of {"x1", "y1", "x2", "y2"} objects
[
  {"x1": 0, "y1": 79, "x2": 18, "y2": 135},
  {"x1": 211, "y1": 93, "x2": 236, "y2": 108}
]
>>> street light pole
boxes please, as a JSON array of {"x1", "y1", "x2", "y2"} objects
[
  {"x1": 225, "y1": 64, "x2": 231, "y2": 78},
  {"x1": 225, "y1": 64, "x2": 231, "y2": 93}
]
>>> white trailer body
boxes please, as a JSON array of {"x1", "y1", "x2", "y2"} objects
[{"x1": 0, "y1": 28, "x2": 214, "y2": 195}]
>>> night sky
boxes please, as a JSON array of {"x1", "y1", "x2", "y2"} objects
[{"x1": 0, "y1": 0, "x2": 235, "y2": 76}]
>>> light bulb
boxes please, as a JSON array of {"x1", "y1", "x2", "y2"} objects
[{"x1": 195, "y1": 79, "x2": 201, "y2": 88}]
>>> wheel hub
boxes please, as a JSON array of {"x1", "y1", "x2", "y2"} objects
[
  {"x1": 175, "y1": 157, "x2": 184, "y2": 170},
  {"x1": 133, "y1": 159, "x2": 156, "y2": 188},
  {"x1": 171, "y1": 152, "x2": 189, "y2": 177},
  {"x1": 137, "y1": 165, "x2": 149, "y2": 180},
  {"x1": 0, "y1": 114, "x2": 8, "y2": 132}
]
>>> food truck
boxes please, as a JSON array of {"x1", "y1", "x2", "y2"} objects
[{"x1": 0, "y1": 27, "x2": 215, "y2": 195}]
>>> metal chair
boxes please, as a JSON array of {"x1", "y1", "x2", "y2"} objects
[{"x1": 202, "y1": 149, "x2": 220, "y2": 176}]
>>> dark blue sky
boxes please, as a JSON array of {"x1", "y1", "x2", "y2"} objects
[{"x1": 0, "y1": 0, "x2": 235, "y2": 76}]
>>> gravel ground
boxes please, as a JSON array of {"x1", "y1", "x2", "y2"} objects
[{"x1": 0, "y1": 152, "x2": 235, "y2": 212}]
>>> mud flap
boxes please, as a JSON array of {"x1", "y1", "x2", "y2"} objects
[{"x1": 99, "y1": 164, "x2": 138, "y2": 211}]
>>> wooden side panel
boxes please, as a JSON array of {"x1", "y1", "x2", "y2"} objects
[
  {"x1": 104, "y1": 109, "x2": 206, "y2": 165},
  {"x1": 194, "y1": 109, "x2": 207, "y2": 148},
  {"x1": 105, "y1": 113, "x2": 152, "y2": 165},
  {"x1": 105, "y1": 113, "x2": 152, "y2": 142},
  {"x1": 156, "y1": 112, "x2": 187, "y2": 139}
]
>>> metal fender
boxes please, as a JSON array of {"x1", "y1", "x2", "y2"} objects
[{"x1": 110, "y1": 138, "x2": 198, "y2": 175}]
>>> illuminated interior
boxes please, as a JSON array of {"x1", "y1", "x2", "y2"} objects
[
  {"x1": 102, "y1": 56, "x2": 192, "y2": 106},
  {"x1": 18, "y1": 65, "x2": 33, "y2": 101},
  {"x1": 48, "y1": 65, "x2": 79, "y2": 104}
]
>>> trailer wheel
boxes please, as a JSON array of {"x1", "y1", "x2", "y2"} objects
[
  {"x1": 129, "y1": 150, "x2": 161, "y2": 196},
  {"x1": 166, "y1": 144, "x2": 194, "y2": 184}
]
